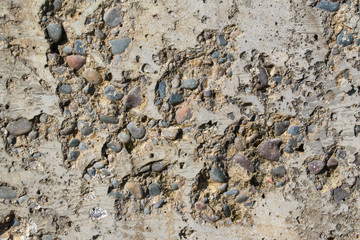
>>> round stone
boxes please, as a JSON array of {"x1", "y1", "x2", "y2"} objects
[
  {"x1": 127, "y1": 122, "x2": 146, "y2": 139},
  {"x1": 62, "y1": 46, "x2": 73, "y2": 55},
  {"x1": 83, "y1": 69, "x2": 102, "y2": 85},
  {"x1": 46, "y1": 23, "x2": 63, "y2": 43},
  {"x1": 6, "y1": 118, "x2": 32, "y2": 136},
  {"x1": 124, "y1": 182, "x2": 145, "y2": 199},
  {"x1": 58, "y1": 84, "x2": 72, "y2": 94},
  {"x1": 107, "y1": 142, "x2": 122, "y2": 153},
  {"x1": 53, "y1": 0, "x2": 62, "y2": 11},
  {"x1": 235, "y1": 194, "x2": 248, "y2": 203},
  {"x1": 118, "y1": 132, "x2": 131, "y2": 143},
  {"x1": 68, "y1": 151, "x2": 80, "y2": 161},
  {"x1": 182, "y1": 78, "x2": 198, "y2": 90},
  {"x1": 288, "y1": 126, "x2": 300, "y2": 136},
  {"x1": 66, "y1": 55, "x2": 86, "y2": 70},
  {"x1": 271, "y1": 166, "x2": 287, "y2": 177},
  {"x1": 327, "y1": 158, "x2": 339, "y2": 168}
]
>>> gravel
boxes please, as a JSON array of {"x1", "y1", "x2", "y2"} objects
[
  {"x1": 6, "y1": 118, "x2": 32, "y2": 136},
  {"x1": 182, "y1": 78, "x2": 198, "y2": 89},
  {"x1": 46, "y1": 23, "x2": 63, "y2": 43}
]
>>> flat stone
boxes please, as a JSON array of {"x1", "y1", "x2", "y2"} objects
[
  {"x1": 6, "y1": 118, "x2": 32, "y2": 136},
  {"x1": 271, "y1": 166, "x2": 287, "y2": 177},
  {"x1": 257, "y1": 67, "x2": 268, "y2": 87},
  {"x1": 94, "y1": 29, "x2": 105, "y2": 39},
  {"x1": 201, "y1": 214, "x2": 220, "y2": 223},
  {"x1": 274, "y1": 121, "x2": 290, "y2": 136},
  {"x1": 161, "y1": 127, "x2": 180, "y2": 140},
  {"x1": 104, "y1": 7, "x2": 122, "y2": 27},
  {"x1": 69, "y1": 139, "x2": 80, "y2": 147},
  {"x1": 235, "y1": 194, "x2": 248, "y2": 203},
  {"x1": 327, "y1": 158, "x2": 338, "y2": 168},
  {"x1": 66, "y1": 55, "x2": 85, "y2": 70},
  {"x1": 224, "y1": 189, "x2": 239, "y2": 196},
  {"x1": 158, "y1": 81, "x2": 166, "y2": 99},
  {"x1": 60, "y1": 125, "x2": 75, "y2": 136},
  {"x1": 151, "y1": 161, "x2": 166, "y2": 172},
  {"x1": 127, "y1": 122, "x2": 146, "y2": 139},
  {"x1": 68, "y1": 151, "x2": 80, "y2": 161},
  {"x1": 107, "y1": 142, "x2": 122, "y2": 152},
  {"x1": 211, "y1": 51, "x2": 220, "y2": 59},
  {"x1": 109, "y1": 191, "x2": 124, "y2": 199},
  {"x1": 144, "y1": 207, "x2": 151, "y2": 215},
  {"x1": 109, "y1": 38, "x2": 131, "y2": 55},
  {"x1": 117, "y1": 132, "x2": 131, "y2": 143},
  {"x1": 148, "y1": 183, "x2": 161, "y2": 196},
  {"x1": 288, "y1": 125, "x2": 300, "y2": 136},
  {"x1": 103, "y1": 85, "x2": 123, "y2": 101},
  {"x1": 74, "y1": 39, "x2": 86, "y2": 55},
  {"x1": 210, "y1": 167, "x2": 227, "y2": 183},
  {"x1": 223, "y1": 204, "x2": 231, "y2": 217},
  {"x1": 308, "y1": 160, "x2": 325, "y2": 174},
  {"x1": 175, "y1": 106, "x2": 192, "y2": 124},
  {"x1": 169, "y1": 93, "x2": 184, "y2": 105},
  {"x1": 337, "y1": 29, "x2": 354, "y2": 47},
  {"x1": 258, "y1": 139, "x2": 282, "y2": 161},
  {"x1": 123, "y1": 86, "x2": 142, "y2": 108},
  {"x1": 234, "y1": 154, "x2": 255, "y2": 173},
  {"x1": 284, "y1": 144, "x2": 294, "y2": 153},
  {"x1": 124, "y1": 182, "x2": 145, "y2": 199},
  {"x1": 333, "y1": 187, "x2": 350, "y2": 202},
  {"x1": 83, "y1": 69, "x2": 102, "y2": 85},
  {"x1": 58, "y1": 84, "x2": 72, "y2": 94},
  {"x1": 99, "y1": 114, "x2": 119, "y2": 124},
  {"x1": 46, "y1": 23, "x2": 63, "y2": 43},
  {"x1": 0, "y1": 186, "x2": 17, "y2": 199},
  {"x1": 93, "y1": 161, "x2": 105, "y2": 169},
  {"x1": 62, "y1": 46, "x2": 72, "y2": 55},
  {"x1": 216, "y1": 34, "x2": 227, "y2": 46},
  {"x1": 316, "y1": 0, "x2": 340, "y2": 12},
  {"x1": 182, "y1": 78, "x2": 198, "y2": 90}
]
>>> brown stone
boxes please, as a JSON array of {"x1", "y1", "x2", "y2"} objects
[
  {"x1": 66, "y1": 55, "x2": 85, "y2": 70},
  {"x1": 83, "y1": 69, "x2": 102, "y2": 85},
  {"x1": 175, "y1": 106, "x2": 192, "y2": 124},
  {"x1": 257, "y1": 139, "x2": 282, "y2": 161},
  {"x1": 123, "y1": 86, "x2": 142, "y2": 108},
  {"x1": 124, "y1": 182, "x2": 145, "y2": 199},
  {"x1": 234, "y1": 154, "x2": 255, "y2": 173},
  {"x1": 327, "y1": 158, "x2": 338, "y2": 168}
]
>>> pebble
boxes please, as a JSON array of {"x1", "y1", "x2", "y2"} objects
[
  {"x1": 316, "y1": 185, "x2": 323, "y2": 190},
  {"x1": 17, "y1": 195, "x2": 27, "y2": 204},
  {"x1": 284, "y1": 144, "x2": 294, "y2": 153},
  {"x1": 127, "y1": 122, "x2": 146, "y2": 139},
  {"x1": 62, "y1": 46, "x2": 73, "y2": 55},
  {"x1": 327, "y1": 158, "x2": 338, "y2": 168},
  {"x1": 224, "y1": 189, "x2": 239, "y2": 196},
  {"x1": 258, "y1": 139, "x2": 282, "y2": 161},
  {"x1": 210, "y1": 167, "x2": 227, "y2": 183},
  {"x1": 125, "y1": 182, "x2": 145, "y2": 199},
  {"x1": 169, "y1": 93, "x2": 184, "y2": 105},
  {"x1": 275, "y1": 181, "x2": 285, "y2": 188},
  {"x1": 100, "y1": 114, "x2": 119, "y2": 124},
  {"x1": 149, "y1": 183, "x2": 161, "y2": 196},
  {"x1": 53, "y1": 0, "x2": 62, "y2": 11},
  {"x1": 333, "y1": 187, "x2": 350, "y2": 202},
  {"x1": 272, "y1": 166, "x2": 287, "y2": 177},
  {"x1": 93, "y1": 161, "x2": 105, "y2": 169},
  {"x1": 223, "y1": 204, "x2": 231, "y2": 217},
  {"x1": 219, "y1": 57, "x2": 227, "y2": 64},
  {"x1": 58, "y1": 84, "x2": 72, "y2": 94},
  {"x1": 161, "y1": 127, "x2": 180, "y2": 140},
  {"x1": 172, "y1": 183, "x2": 179, "y2": 191},
  {"x1": 182, "y1": 78, "x2": 198, "y2": 90},
  {"x1": 74, "y1": 39, "x2": 86, "y2": 55},
  {"x1": 316, "y1": 0, "x2": 340, "y2": 12},
  {"x1": 104, "y1": 7, "x2": 122, "y2": 27},
  {"x1": 274, "y1": 121, "x2": 290, "y2": 136},
  {"x1": 159, "y1": 120, "x2": 171, "y2": 128},
  {"x1": 202, "y1": 214, "x2": 220, "y2": 223},
  {"x1": 203, "y1": 89, "x2": 213, "y2": 98},
  {"x1": 234, "y1": 154, "x2": 255, "y2": 173},
  {"x1": 151, "y1": 161, "x2": 166, "y2": 172},
  {"x1": 195, "y1": 202, "x2": 207, "y2": 211},
  {"x1": 123, "y1": 86, "x2": 142, "y2": 108},
  {"x1": 78, "y1": 122, "x2": 93, "y2": 136},
  {"x1": 40, "y1": 114, "x2": 48, "y2": 123},
  {"x1": 87, "y1": 168, "x2": 96, "y2": 176},
  {"x1": 257, "y1": 66, "x2": 268, "y2": 87},
  {"x1": 109, "y1": 191, "x2": 124, "y2": 199},
  {"x1": 109, "y1": 38, "x2": 131, "y2": 55},
  {"x1": 307, "y1": 124, "x2": 316, "y2": 133},
  {"x1": 90, "y1": 207, "x2": 108, "y2": 220},
  {"x1": 288, "y1": 125, "x2": 300, "y2": 135},
  {"x1": 274, "y1": 76, "x2": 282, "y2": 84},
  {"x1": 103, "y1": 85, "x2": 123, "y2": 101},
  {"x1": 337, "y1": 29, "x2": 354, "y2": 47},
  {"x1": 68, "y1": 151, "x2": 80, "y2": 161},
  {"x1": 148, "y1": 120, "x2": 156, "y2": 128},
  {"x1": 0, "y1": 186, "x2": 17, "y2": 199},
  {"x1": 158, "y1": 81, "x2": 166, "y2": 99},
  {"x1": 175, "y1": 106, "x2": 191, "y2": 124},
  {"x1": 211, "y1": 51, "x2": 220, "y2": 59},
  {"x1": 117, "y1": 132, "x2": 131, "y2": 143},
  {"x1": 95, "y1": 29, "x2": 105, "y2": 39},
  {"x1": 6, "y1": 118, "x2": 32, "y2": 136},
  {"x1": 83, "y1": 69, "x2": 102, "y2": 85},
  {"x1": 107, "y1": 142, "x2": 122, "y2": 152},
  {"x1": 153, "y1": 199, "x2": 164, "y2": 209},
  {"x1": 235, "y1": 194, "x2": 248, "y2": 203},
  {"x1": 60, "y1": 125, "x2": 75, "y2": 136},
  {"x1": 216, "y1": 34, "x2": 228, "y2": 46},
  {"x1": 144, "y1": 207, "x2": 151, "y2": 215},
  {"x1": 354, "y1": 125, "x2": 360, "y2": 137},
  {"x1": 308, "y1": 160, "x2": 325, "y2": 174},
  {"x1": 28, "y1": 130, "x2": 38, "y2": 139},
  {"x1": 217, "y1": 183, "x2": 228, "y2": 193},
  {"x1": 171, "y1": 78, "x2": 180, "y2": 88},
  {"x1": 46, "y1": 23, "x2": 63, "y2": 43},
  {"x1": 66, "y1": 55, "x2": 86, "y2": 70}
]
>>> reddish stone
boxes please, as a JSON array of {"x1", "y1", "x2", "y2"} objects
[
  {"x1": 66, "y1": 55, "x2": 86, "y2": 70},
  {"x1": 175, "y1": 106, "x2": 192, "y2": 124},
  {"x1": 258, "y1": 138, "x2": 282, "y2": 161}
]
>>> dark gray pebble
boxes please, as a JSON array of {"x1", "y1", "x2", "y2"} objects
[
  {"x1": 74, "y1": 39, "x2": 86, "y2": 55},
  {"x1": 109, "y1": 191, "x2": 124, "y2": 199},
  {"x1": 151, "y1": 161, "x2": 166, "y2": 172},
  {"x1": 158, "y1": 81, "x2": 166, "y2": 99},
  {"x1": 224, "y1": 189, "x2": 239, "y2": 196},
  {"x1": 327, "y1": 158, "x2": 338, "y2": 168},
  {"x1": 148, "y1": 183, "x2": 161, "y2": 196},
  {"x1": 169, "y1": 93, "x2": 184, "y2": 105},
  {"x1": 223, "y1": 204, "x2": 231, "y2": 217},
  {"x1": 337, "y1": 29, "x2": 354, "y2": 47},
  {"x1": 284, "y1": 144, "x2": 294, "y2": 153},
  {"x1": 172, "y1": 183, "x2": 179, "y2": 191},
  {"x1": 53, "y1": 0, "x2": 62, "y2": 11},
  {"x1": 288, "y1": 125, "x2": 300, "y2": 135},
  {"x1": 107, "y1": 142, "x2": 122, "y2": 152},
  {"x1": 308, "y1": 160, "x2": 325, "y2": 174},
  {"x1": 216, "y1": 34, "x2": 227, "y2": 46},
  {"x1": 316, "y1": 0, "x2": 340, "y2": 12},
  {"x1": 333, "y1": 187, "x2": 350, "y2": 202},
  {"x1": 271, "y1": 166, "x2": 287, "y2": 177},
  {"x1": 210, "y1": 167, "x2": 227, "y2": 183},
  {"x1": 69, "y1": 138, "x2": 80, "y2": 147},
  {"x1": 46, "y1": 23, "x2": 63, "y2": 43},
  {"x1": 211, "y1": 51, "x2": 220, "y2": 59},
  {"x1": 68, "y1": 151, "x2": 80, "y2": 161},
  {"x1": 274, "y1": 121, "x2": 290, "y2": 136},
  {"x1": 258, "y1": 67, "x2": 268, "y2": 87},
  {"x1": 235, "y1": 194, "x2": 248, "y2": 203}
]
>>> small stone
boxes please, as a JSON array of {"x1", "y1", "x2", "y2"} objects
[
  {"x1": 171, "y1": 183, "x2": 179, "y2": 191},
  {"x1": 284, "y1": 144, "x2": 294, "y2": 153},
  {"x1": 79, "y1": 142, "x2": 88, "y2": 151},
  {"x1": 151, "y1": 161, "x2": 166, "y2": 172},
  {"x1": 123, "y1": 86, "x2": 142, "y2": 108},
  {"x1": 69, "y1": 138, "x2": 80, "y2": 147},
  {"x1": 161, "y1": 127, "x2": 180, "y2": 140},
  {"x1": 211, "y1": 51, "x2": 220, "y2": 59},
  {"x1": 307, "y1": 124, "x2": 316, "y2": 133},
  {"x1": 79, "y1": 122, "x2": 93, "y2": 136},
  {"x1": 127, "y1": 122, "x2": 146, "y2": 139},
  {"x1": 17, "y1": 195, "x2": 27, "y2": 204},
  {"x1": 93, "y1": 161, "x2": 105, "y2": 169},
  {"x1": 46, "y1": 23, "x2": 63, "y2": 43},
  {"x1": 171, "y1": 78, "x2": 180, "y2": 88},
  {"x1": 337, "y1": 29, "x2": 354, "y2": 47},
  {"x1": 148, "y1": 183, "x2": 161, "y2": 196},
  {"x1": 148, "y1": 120, "x2": 156, "y2": 128},
  {"x1": 100, "y1": 114, "x2": 119, "y2": 124},
  {"x1": 6, "y1": 118, "x2": 32, "y2": 136},
  {"x1": 203, "y1": 89, "x2": 213, "y2": 98},
  {"x1": 28, "y1": 130, "x2": 38, "y2": 139},
  {"x1": 219, "y1": 57, "x2": 227, "y2": 64},
  {"x1": 62, "y1": 46, "x2": 73, "y2": 55},
  {"x1": 274, "y1": 121, "x2": 290, "y2": 136},
  {"x1": 288, "y1": 125, "x2": 300, "y2": 136},
  {"x1": 195, "y1": 202, "x2": 207, "y2": 211},
  {"x1": 235, "y1": 194, "x2": 248, "y2": 203},
  {"x1": 234, "y1": 154, "x2": 255, "y2": 173},
  {"x1": 316, "y1": 185, "x2": 323, "y2": 190},
  {"x1": 0, "y1": 186, "x2": 17, "y2": 199},
  {"x1": 107, "y1": 142, "x2": 122, "y2": 152},
  {"x1": 333, "y1": 187, "x2": 350, "y2": 202},
  {"x1": 169, "y1": 93, "x2": 184, "y2": 105},
  {"x1": 53, "y1": 0, "x2": 62, "y2": 11},
  {"x1": 60, "y1": 125, "x2": 75, "y2": 136},
  {"x1": 257, "y1": 67, "x2": 268, "y2": 87},
  {"x1": 94, "y1": 29, "x2": 105, "y2": 39},
  {"x1": 83, "y1": 69, "x2": 102, "y2": 85},
  {"x1": 271, "y1": 166, "x2": 287, "y2": 177},
  {"x1": 68, "y1": 151, "x2": 80, "y2": 161},
  {"x1": 175, "y1": 106, "x2": 191, "y2": 124},
  {"x1": 216, "y1": 34, "x2": 227, "y2": 46},
  {"x1": 201, "y1": 214, "x2": 220, "y2": 223},
  {"x1": 224, "y1": 189, "x2": 239, "y2": 196},
  {"x1": 103, "y1": 85, "x2": 123, "y2": 101},
  {"x1": 158, "y1": 81, "x2": 166, "y2": 99},
  {"x1": 316, "y1": 0, "x2": 340, "y2": 12},
  {"x1": 125, "y1": 182, "x2": 145, "y2": 199},
  {"x1": 109, "y1": 191, "x2": 124, "y2": 199},
  {"x1": 109, "y1": 38, "x2": 131, "y2": 55},
  {"x1": 144, "y1": 207, "x2": 151, "y2": 215},
  {"x1": 217, "y1": 183, "x2": 228, "y2": 193},
  {"x1": 182, "y1": 78, "x2": 198, "y2": 90},
  {"x1": 258, "y1": 139, "x2": 282, "y2": 161},
  {"x1": 117, "y1": 132, "x2": 131, "y2": 143},
  {"x1": 210, "y1": 167, "x2": 227, "y2": 183},
  {"x1": 40, "y1": 114, "x2": 48, "y2": 123},
  {"x1": 308, "y1": 160, "x2": 325, "y2": 174},
  {"x1": 275, "y1": 181, "x2": 285, "y2": 188},
  {"x1": 354, "y1": 125, "x2": 360, "y2": 137},
  {"x1": 274, "y1": 76, "x2": 282, "y2": 84},
  {"x1": 66, "y1": 55, "x2": 85, "y2": 70},
  {"x1": 58, "y1": 84, "x2": 72, "y2": 94},
  {"x1": 327, "y1": 158, "x2": 338, "y2": 168},
  {"x1": 153, "y1": 199, "x2": 164, "y2": 209},
  {"x1": 104, "y1": 7, "x2": 122, "y2": 27},
  {"x1": 42, "y1": 235, "x2": 53, "y2": 240},
  {"x1": 223, "y1": 204, "x2": 231, "y2": 217},
  {"x1": 74, "y1": 39, "x2": 86, "y2": 55}
]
